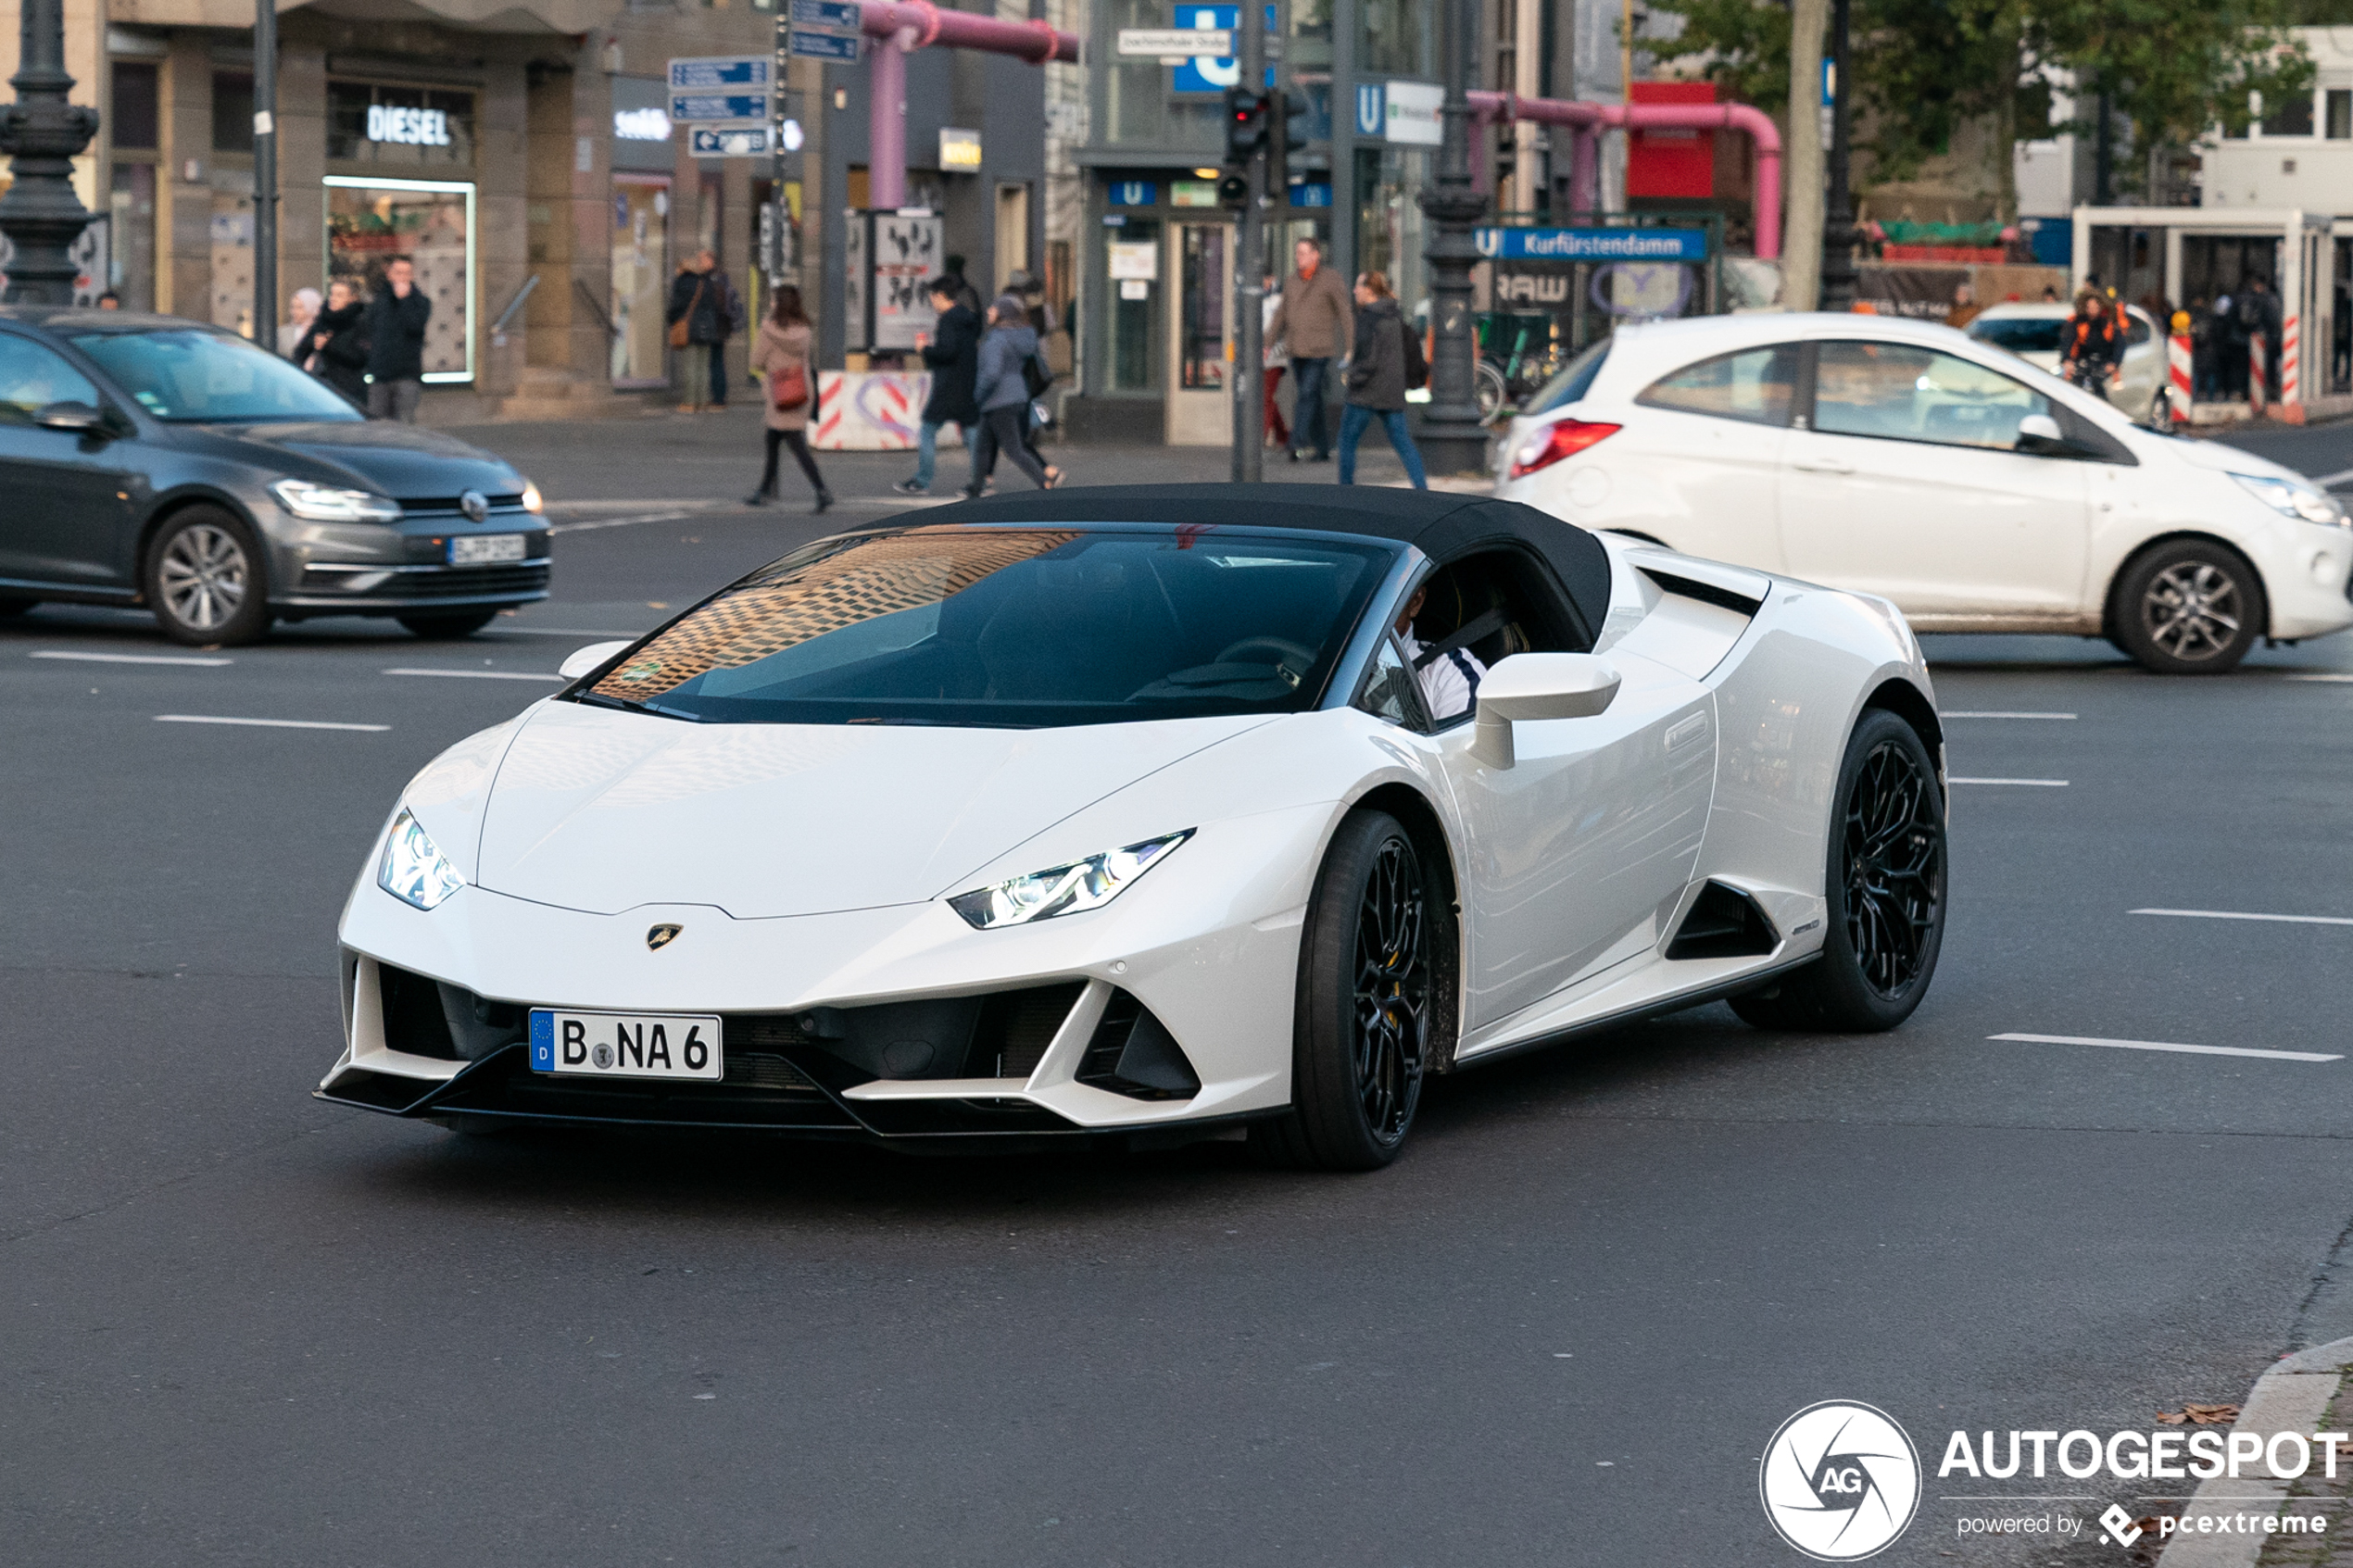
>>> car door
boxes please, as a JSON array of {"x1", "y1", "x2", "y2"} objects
[
  {"x1": 1776, "y1": 338, "x2": 2090, "y2": 620},
  {"x1": 1608, "y1": 340, "x2": 1799, "y2": 566},
  {"x1": 0, "y1": 332, "x2": 141, "y2": 592}
]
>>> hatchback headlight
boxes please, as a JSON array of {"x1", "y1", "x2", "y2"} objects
[
  {"x1": 271, "y1": 477, "x2": 403, "y2": 522},
  {"x1": 378, "y1": 808, "x2": 465, "y2": 910},
  {"x1": 521, "y1": 482, "x2": 544, "y2": 514},
  {"x1": 948, "y1": 831, "x2": 1194, "y2": 930},
  {"x1": 2232, "y1": 470, "x2": 2345, "y2": 526}
]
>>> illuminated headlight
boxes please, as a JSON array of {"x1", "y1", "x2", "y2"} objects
[
  {"x1": 2233, "y1": 470, "x2": 2346, "y2": 526},
  {"x1": 377, "y1": 808, "x2": 465, "y2": 910},
  {"x1": 271, "y1": 477, "x2": 402, "y2": 522},
  {"x1": 948, "y1": 831, "x2": 1194, "y2": 929},
  {"x1": 521, "y1": 482, "x2": 544, "y2": 514}
]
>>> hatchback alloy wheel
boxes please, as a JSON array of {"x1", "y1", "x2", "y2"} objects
[
  {"x1": 158, "y1": 522, "x2": 247, "y2": 634},
  {"x1": 2140, "y1": 559, "x2": 2243, "y2": 665}
]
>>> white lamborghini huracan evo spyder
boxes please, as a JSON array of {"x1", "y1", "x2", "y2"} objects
[{"x1": 319, "y1": 485, "x2": 1946, "y2": 1169}]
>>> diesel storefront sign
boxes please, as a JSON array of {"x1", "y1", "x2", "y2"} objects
[{"x1": 328, "y1": 82, "x2": 476, "y2": 167}]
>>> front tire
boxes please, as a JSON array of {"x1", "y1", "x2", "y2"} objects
[
  {"x1": 2109, "y1": 538, "x2": 2265, "y2": 674},
  {"x1": 1730, "y1": 709, "x2": 1945, "y2": 1032},
  {"x1": 145, "y1": 507, "x2": 272, "y2": 646},
  {"x1": 1252, "y1": 809, "x2": 1448, "y2": 1171},
  {"x1": 398, "y1": 608, "x2": 499, "y2": 639}
]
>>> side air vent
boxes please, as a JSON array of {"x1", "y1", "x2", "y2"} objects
[
  {"x1": 378, "y1": 963, "x2": 528, "y2": 1061},
  {"x1": 1076, "y1": 990, "x2": 1202, "y2": 1101},
  {"x1": 1665, "y1": 882, "x2": 1780, "y2": 960},
  {"x1": 1640, "y1": 567, "x2": 1764, "y2": 617}
]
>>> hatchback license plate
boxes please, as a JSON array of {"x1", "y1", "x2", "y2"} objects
[
  {"x1": 449, "y1": 533, "x2": 526, "y2": 565},
  {"x1": 529, "y1": 1010, "x2": 723, "y2": 1080}
]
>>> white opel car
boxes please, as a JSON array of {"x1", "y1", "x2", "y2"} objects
[
  {"x1": 319, "y1": 487, "x2": 1945, "y2": 1170},
  {"x1": 1965, "y1": 300, "x2": 2167, "y2": 428},
  {"x1": 1494, "y1": 313, "x2": 2353, "y2": 673}
]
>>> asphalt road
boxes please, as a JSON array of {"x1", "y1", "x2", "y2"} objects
[{"x1": 8, "y1": 434, "x2": 2353, "y2": 1566}]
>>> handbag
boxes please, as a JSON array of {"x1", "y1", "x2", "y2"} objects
[
  {"x1": 770, "y1": 358, "x2": 810, "y2": 411},
  {"x1": 669, "y1": 278, "x2": 706, "y2": 349}
]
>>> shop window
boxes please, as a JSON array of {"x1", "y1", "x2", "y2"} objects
[
  {"x1": 1109, "y1": 218, "x2": 1159, "y2": 393},
  {"x1": 2263, "y1": 90, "x2": 2316, "y2": 138},
  {"x1": 1354, "y1": 145, "x2": 1429, "y2": 325},
  {"x1": 327, "y1": 82, "x2": 477, "y2": 167},
  {"x1": 1356, "y1": 0, "x2": 1433, "y2": 81},
  {"x1": 325, "y1": 178, "x2": 476, "y2": 382},
  {"x1": 2329, "y1": 90, "x2": 2352, "y2": 141},
  {"x1": 1101, "y1": 0, "x2": 1221, "y2": 151},
  {"x1": 209, "y1": 183, "x2": 256, "y2": 336},
  {"x1": 213, "y1": 73, "x2": 255, "y2": 154},
  {"x1": 109, "y1": 164, "x2": 157, "y2": 312},
  {"x1": 1178, "y1": 225, "x2": 1227, "y2": 390},
  {"x1": 111, "y1": 63, "x2": 159, "y2": 150},
  {"x1": 611, "y1": 177, "x2": 672, "y2": 386},
  {"x1": 1290, "y1": 0, "x2": 1333, "y2": 72}
]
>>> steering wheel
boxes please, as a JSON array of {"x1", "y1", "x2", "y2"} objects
[{"x1": 1214, "y1": 637, "x2": 1317, "y2": 670}]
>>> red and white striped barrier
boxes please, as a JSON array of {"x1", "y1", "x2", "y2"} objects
[
  {"x1": 2168, "y1": 326, "x2": 2192, "y2": 422},
  {"x1": 2250, "y1": 333, "x2": 2268, "y2": 411},
  {"x1": 2282, "y1": 312, "x2": 2300, "y2": 408},
  {"x1": 811, "y1": 370, "x2": 966, "y2": 451}
]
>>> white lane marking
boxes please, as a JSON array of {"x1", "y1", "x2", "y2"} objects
[
  {"x1": 155, "y1": 714, "x2": 389, "y2": 733},
  {"x1": 384, "y1": 667, "x2": 566, "y2": 683},
  {"x1": 2132, "y1": 907, "x2": 2353, "y2": 928},
  {"x1": 1991, "y1": 1032, "x2": 2341, "y2": 1063},
  {"x1": 2285, "y1": 673, "x2": 2353, "y2": 683},
  {"x1": 1948, "y1": 776, "x2": 2070, "y2": 786},
  {"x1": 31, "y1": 650, "x2": 233, "y2": 667},
  {"x1": 547, "y1": 510, "x2": 691, "y2": 535},
  {"x1": 1941, "y1": 710, "x2": 2076, "y2": 719}
]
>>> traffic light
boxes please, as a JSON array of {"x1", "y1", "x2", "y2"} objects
[
  {"x1": 1278, "y1": 88, "x2": 1314, "y2": 153},
  {"x1": 1218, "y1": 171, "x2": 1250, "y2": 207},
  {"x1": 1225, "y1": 86, "x2": 1269, "y2": 164}
]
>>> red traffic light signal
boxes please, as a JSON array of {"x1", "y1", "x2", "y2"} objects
[{"x1": 1225, "y1": 86, "x2": 1269, "y2": 163}]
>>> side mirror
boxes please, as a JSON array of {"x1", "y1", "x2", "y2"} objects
[
  {"x1": 558, "y1": 639, "x2": 633, "y2": 681},
  {"x1": 34, "y1": 399, "x2": 106, "y2": 434},
  {"x1": 1471, "y1": 653, "x2": 1621, "y2": 770},
  {"x1": 2015, "y1": 413, "x2": 2071, "y2": 456}
]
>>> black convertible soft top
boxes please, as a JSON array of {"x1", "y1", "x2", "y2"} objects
[{"x1": 879, "y1": 483, "x2": 1616, "y2": 643}]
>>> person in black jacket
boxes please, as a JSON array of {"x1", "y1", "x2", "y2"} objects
[
  {"x1": 362, "y1": 257, "x2": 432, "y2": 421},
  {"x1": 666, "y1": 257, "x2": 726, "y2": 412},
  {"x1": 305, "y1": 278, "x2": 370, "y2": 406},
  {"x1": 895, "y1": 278, "x2": 980, "y2": 495}
]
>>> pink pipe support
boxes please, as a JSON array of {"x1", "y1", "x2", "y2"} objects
[
  {"x1": 860, "y1": 3, "x2": 1079, "y2": 214},
  {"x1": 1468, "y1": 92, "x2": 1783, "y2": 260}
]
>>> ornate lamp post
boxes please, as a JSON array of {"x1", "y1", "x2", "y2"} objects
[
  {"x1": 1415, "y1": 0, "x2": 1490, "y2": 477},
  {"x1": 1818, "y1": 0, "x2": 1857, "y2": 311},
  {"x1": 0, "y1": 0, "x2": 100, "y2": 304}
]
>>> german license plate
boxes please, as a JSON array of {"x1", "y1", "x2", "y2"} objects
[
  {"x1": 529, "y1": 1009, "x2": 723, "y2": 1080},
  {"x1": 449, "y1": 533, "x2": 526, "y2": 565}
]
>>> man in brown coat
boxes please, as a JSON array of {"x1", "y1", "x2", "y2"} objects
[{"x1": 1267, "y1": 238, "x2": 1351, "y2": 462}]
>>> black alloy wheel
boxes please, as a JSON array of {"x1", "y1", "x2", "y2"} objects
[
  {"x1": 1253, "y1": 809, "x2": 1448, "y2": 1170},
  {"x1": 1731, "y1": 709, "x2": 1945, "y2": 1033},
  {"x1": 145, "y1": 506, "x2": 272, "y2": 646},
  {"x1": 2110, "y1": 539, "x2": 2265, "y2": 674}
]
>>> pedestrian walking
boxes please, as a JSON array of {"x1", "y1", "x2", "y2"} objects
[
  {"x1": 307, "y1": 278, "x2": 371, "y2": 405},
  {"x1": 666, "y1": 256, "x2": 724, "y2": 413},
  {"x1": 1003, "y1": 269, "x2": 1064, "y2": 489},
  {"x1": 896, "y1": 278, "x2": 980, "y2": 496},
  {"x1": 2060, "y1": 284, "x2": 2121, "y2": 401},
  {"x1": 362, "y1": 256, "x2": 431, "y2": 421},
  {"x1": 1337, "y1": 271, "x2": 1428, "y2": 490},
  {"x1": 1262, "y1": 271, "x2": 1290, "y2": 450},
  {"x1": 703, "y1": 252, "x2": 747, "y2": 409},
  {"x1": 960, "y1": 295, "x2": 1052, "y2": 497},
  {"x1": 278, "y1": 287, "x2": 322, "y2": 358},
  {"x1": 744, "y1": 284, "x2": 833, "y2": 513},
  {"x1": 1267, "y1": 237, "x2": 1351, "y2": 462}
]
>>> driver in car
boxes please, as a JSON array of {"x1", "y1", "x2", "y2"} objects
[{"x1": 1395, "y1": 585, "x2": 1487, "y2": 724}]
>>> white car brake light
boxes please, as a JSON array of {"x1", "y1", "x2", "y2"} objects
[{"x1": 1509, "y1": 420, "x2": 1622, "y2": 480}]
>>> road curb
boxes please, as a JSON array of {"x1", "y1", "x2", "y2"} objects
[{"x1": 2155, "y1": 1335, "x2": 2353, "y2": 1566}]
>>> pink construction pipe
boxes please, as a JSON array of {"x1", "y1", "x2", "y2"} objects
[
  {"x1": 1468, "y1": 92, "x2": 1783, "y2": 260},
  {"x1": 861, "y1": 1, "x2": 1079, "y2": 211}
]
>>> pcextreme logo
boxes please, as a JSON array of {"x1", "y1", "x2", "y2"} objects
[{"x1": 1759, "y1": 1401, "x2": 1924, "y2": 1561}]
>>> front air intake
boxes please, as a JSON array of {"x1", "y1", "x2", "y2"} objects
[
  {"x1": 1664, "y1": 882, "x2": 1780, "y2": 960},
  {"x1": 1076, "y1": 991, "x2": 1201, "y2": 1100}
]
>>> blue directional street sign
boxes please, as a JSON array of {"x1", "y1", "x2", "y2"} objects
[
  {"x1": 669, "y1": 55, "x2": 772, "y2": 90},
  {"x1": 790, "y1": 0, "x2": 864, "y2": 27},
  {"x1": 670, "y1": 91, "x2": 770, "y2": 125},
  {"x1": 690, "y1": 125, "x2": 773, "y2": 157},
  {"x1": 787, "y1": 29, "x2": 862, "y2": 60}
]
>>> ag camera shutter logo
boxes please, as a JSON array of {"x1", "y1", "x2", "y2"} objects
[{"x1": 1759, "y1": 1401, "x2": 1921, "y2": 1561}]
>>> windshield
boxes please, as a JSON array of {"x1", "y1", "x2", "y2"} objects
[
  {"x1": 1967, "y1": 317, "x2": 2064, "y2": 356},
  {"x1": 69, "y1": 328, "x2": 362, "y2": 422},
  {"x1": 581, "y1": 526, "x2": 1392, "y2": 728}
]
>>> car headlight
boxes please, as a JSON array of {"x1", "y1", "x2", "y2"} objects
[
  {"x1": 520, "y1": 482, "x2": 544, "y2": 514},
  {"x1": 271, "y1": 477, "x2": 403, "y2": 522},
  {"x1": 2232, "y1": 470, "x2": 2345, "y2": 526},
  {"x1": 948, "y1": 830, "x2": 1194, "y2": 930},
  {"x1": 377, "y1": 808, "x2": 465, "y2": 910}
]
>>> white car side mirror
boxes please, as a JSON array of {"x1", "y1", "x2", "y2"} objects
[
  {"x1": 2016, "y1": 413, "x2": 2067, "y2": 453},
  {"x1": 558, "y1": 640, "x2": 633, "y2": 682},
  {"x1": 1471, "y1": 653, "x2": 1621, "y2": 769}
]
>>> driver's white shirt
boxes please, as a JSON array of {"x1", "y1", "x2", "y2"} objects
[{"x1": 1399, "y1": 630, "x2": 1487, "y2": 723}]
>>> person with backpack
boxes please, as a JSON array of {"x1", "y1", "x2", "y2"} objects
[
  {"x1": 702, "y1": 252, "x2": 747, "y2": 409},
  {"x1": 959, "y1": 295, "x2": 1054, "y2": 497},
  {"x1": 2060, "y1": 285, "x2": 2121, "y2": 400},
  {"x1": 665, "y1": 253, "x2": 726, "y2": 413},
  {"x1": 1337, "y1": 270, "x2": 1428, "y2": 489},
  {"x1": 743, "y1": 284, "x2": 833, "y2": 512}
]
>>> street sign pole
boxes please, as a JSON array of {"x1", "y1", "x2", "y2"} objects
[
  {"x1": 771, "y1": 17, "x2": 788, "y2": 288},
  {"x1": 1232, "y1": 6, "x2": 1265, "y2": 484}
]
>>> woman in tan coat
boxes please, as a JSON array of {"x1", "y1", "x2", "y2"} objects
[{"x1": 745, "y1": 284, "x2": 833, "y2": 511}]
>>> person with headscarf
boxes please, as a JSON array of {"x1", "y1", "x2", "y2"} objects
[{"x1": 278, "y1": 287, "x2": 322, "y2": 358}]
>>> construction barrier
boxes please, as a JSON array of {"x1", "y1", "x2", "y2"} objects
[
  {"x1": 811, "y1": 370, "x2": 967, "y2": 451},
  {"x1": 2168, "y1": 317, "x2": 2193, "y2": 423},
  {"x1": 2283, "y1": 312, "x2": 2301, "y2": 408},
  {"x1": 2250, "y1": 334, "x2": 2268, "y2": 411}
]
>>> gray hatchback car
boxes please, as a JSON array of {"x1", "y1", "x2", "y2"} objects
[{"x1": 0, "y1": 307, "x2": 549, "y2": 645}]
